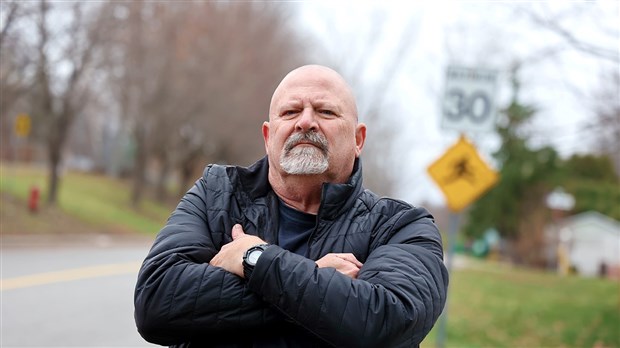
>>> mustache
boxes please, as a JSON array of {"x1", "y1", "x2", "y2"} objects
[{"x1": 284, "y1": 131, "x2": 329, "y2": 153}]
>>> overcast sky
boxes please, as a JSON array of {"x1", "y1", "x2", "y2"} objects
[{"x1": 298, "y1": 1, "x2": 619, "y2": 206}]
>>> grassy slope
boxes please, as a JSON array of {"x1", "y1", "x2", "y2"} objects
[
  {"x1": 423, "y1": 259, "x2": 620, "y2": 348},
  {"x1": 1, "y1": 162, "x2": 173, "y2": 235}
]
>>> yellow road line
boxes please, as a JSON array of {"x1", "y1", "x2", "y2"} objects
[{"x1": 1, "y1": 261, "x2": 142, "y2": 291}]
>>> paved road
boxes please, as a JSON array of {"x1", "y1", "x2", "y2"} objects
[{"x1": 1, "y1": 234, "x2": 159, "y2": 347}]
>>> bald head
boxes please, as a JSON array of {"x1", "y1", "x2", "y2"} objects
[{"x1": 269, "y1": 65, "x2": 358, "y2": 120}]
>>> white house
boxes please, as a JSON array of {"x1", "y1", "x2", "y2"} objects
[{"x1": 554, "y1": 211, "x2": 620, "y2": 278}]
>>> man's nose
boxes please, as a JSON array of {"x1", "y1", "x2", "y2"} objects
[{"x1": 295, "y1": 108, "x2": 318, "y2": 132}]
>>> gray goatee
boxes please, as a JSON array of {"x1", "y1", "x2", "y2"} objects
[{"x1": 280, "y1": 131, "x2": 329, "y2": 175}]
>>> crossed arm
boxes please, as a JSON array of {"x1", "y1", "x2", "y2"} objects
[{"x1": 211, "y1": 224, "x2": 363, "y2": 279}]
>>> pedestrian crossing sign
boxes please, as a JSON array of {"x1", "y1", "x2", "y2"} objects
[{"x1": 427, "y1": 135, "x2": 499, "y2": 212}]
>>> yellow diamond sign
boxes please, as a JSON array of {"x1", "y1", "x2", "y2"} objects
[{"x1": 428, "y1": 135, "x2": 499, "y2": 212}]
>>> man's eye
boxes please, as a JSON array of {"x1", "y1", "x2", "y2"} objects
[
  {"x1": 282, "y1": 110, "x2": 297, "y2": 117},
  {"x1": 320, "y1": 109, "x2": 336, "y2": 116}
]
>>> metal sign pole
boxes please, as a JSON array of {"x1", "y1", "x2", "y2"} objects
[
  {"x1": 432, "y1": 65, "x2": 500, "y2": 348},
  {"x1": 436, "y1": 212, "x2": 460, "y2": 348}
]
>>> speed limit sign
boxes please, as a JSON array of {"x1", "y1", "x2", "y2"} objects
[{"x1": 441, "y1": 66, "x2": 498, "y2": 132}]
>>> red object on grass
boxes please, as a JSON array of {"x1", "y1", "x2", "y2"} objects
[{"x1": 28, "y1": 186, "x2": 40, "y2": 213}]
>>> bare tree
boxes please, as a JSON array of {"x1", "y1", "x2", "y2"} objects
[
  {"x1": 125, "y1": 0, "x2": 148, "y2": 206},
  {"x1": 168, "y1": 2, "x2": 307, "y2": 198},
  {"x1": 98, "y1": 1, "x2": 307, "y2": 206},
  {"x1": 31, "y1": 0, "x2": 104, "y2": 204},
  {"x1": 0, "y1": 1, "x2": 34, "y2": 160},
  {"x1": 514, "y1": 2, "x2": 620, "y2": 173},
  {"x1": 0, "y1": 1, "x2": 19, "y2": 48},
  {"x1": 516, "y1": 3, "x2": 619, "y2": 64}
]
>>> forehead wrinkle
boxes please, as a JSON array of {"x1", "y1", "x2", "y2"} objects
[
  {"x1": 273, "y1": 97, "x2": 302, "y2": 113},
  {"x1": 274, "y1": 98, "x2": 344, "y2": 118}
]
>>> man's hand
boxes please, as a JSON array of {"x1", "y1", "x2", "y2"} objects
[
  {"x1": 316, "y1": 253, "x2": 363, "y2": 279},
  {"x1": 210, "y1": 224, "x2": 266, "y2": 278}
]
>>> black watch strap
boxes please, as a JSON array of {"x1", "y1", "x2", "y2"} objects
[{"x1": 242, "y1": 244, "x2": 269, "y2": 280}]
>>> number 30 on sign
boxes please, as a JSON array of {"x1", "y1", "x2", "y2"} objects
[{"x1": 441, "y1": 66, "x2": 498, "y2": 133}]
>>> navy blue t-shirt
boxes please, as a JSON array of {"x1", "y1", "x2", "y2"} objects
[
  {"x1": 277, "y1": 199, "x2": 316, "y2": 257},
  {"x1": 250, "y1": 200, "x2": 319, "y2": 347}
]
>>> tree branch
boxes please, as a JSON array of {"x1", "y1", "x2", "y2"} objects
[{"x1": 518, "y1": 6, "x2": 619, "y2": 64}]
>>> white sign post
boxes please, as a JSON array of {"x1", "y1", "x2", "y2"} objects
[{"x1": 441, "y1": 66, "x2": 498, "y2": 132}]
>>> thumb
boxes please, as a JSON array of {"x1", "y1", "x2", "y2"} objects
[{"x1": 232, "y1": 224, "x2": 245, "y2": 240}]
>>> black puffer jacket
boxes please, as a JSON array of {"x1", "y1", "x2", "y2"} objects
[{"x1": 134, "y1": 157, "x2": 448, "y2": 348}]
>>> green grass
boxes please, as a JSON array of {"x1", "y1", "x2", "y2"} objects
[
  {"x1": 422, "y1": 259, "x2": 620, "y2": 348},
  {"x1": 0, "y1": 162, "x2": 173, "y2": 234}
]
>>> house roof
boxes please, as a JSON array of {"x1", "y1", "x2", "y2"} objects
[{"x1": 559, "y1": 211, "x2": 620, "y2": 236}]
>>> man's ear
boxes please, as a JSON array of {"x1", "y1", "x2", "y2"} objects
[
  {"x1": 355, "y1": 123, "x2": 367, "y2": 157},
  {"x1": 262, "y1": 121, "x2": 270, "y2": 154}
]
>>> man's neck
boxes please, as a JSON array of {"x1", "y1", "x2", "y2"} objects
[{"x1": 268, "y1": 171, "x2": 324, "y2": 215}]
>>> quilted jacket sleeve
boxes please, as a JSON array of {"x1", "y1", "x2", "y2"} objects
[
  {"x1": 134, "y1": 173, "x2": 280, "y2": 346},
  {"x1": 247, "y1": 206, "x2": 448, "y2": 348}
]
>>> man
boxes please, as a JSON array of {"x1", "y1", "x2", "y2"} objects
[{"x1": 134, "y1": 65, "x2": 448, "y2": 347}]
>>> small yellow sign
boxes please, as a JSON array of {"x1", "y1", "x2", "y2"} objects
[
  {"x1": 14, "y1": 113, "x2": 31, "y2": 138},
  {"x1": 428, "y1": 135, "x2": 499, "y2": 212}
]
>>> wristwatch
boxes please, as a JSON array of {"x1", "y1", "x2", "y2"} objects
[{"x1": 242, "y1": 244, "x2": 269, "y2": 279}]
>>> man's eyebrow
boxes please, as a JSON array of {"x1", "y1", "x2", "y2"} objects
[
  {"x1": 317, "y1": 102, "x2": 337, "y2": 108},
  {"x1": 278, "y1": 100, "x2": 302, "y2": 109},
  {"x1": 314, "y1": 101, "x2": 342, "y2": 111}
]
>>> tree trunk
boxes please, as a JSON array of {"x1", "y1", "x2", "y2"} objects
[
  {"x1": 47, "y1": 147, "x2": 61, "y2": 204},
  {"x1": 131, "y1": 125, "x2": 147, "y2": 208},
  {"x1": 177, "y1": 160, "x2": 195, "y2": 200},
  {"x1": 46, "y1": 111, "x2": 72, "y2": 204},
  {"x1": 155, "y1": 155, "x2": 170, "y2": 202}
]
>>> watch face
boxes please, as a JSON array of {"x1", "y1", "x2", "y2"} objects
[{"x1": 247, "y1": 249, "x2": 263, "y2": 265}]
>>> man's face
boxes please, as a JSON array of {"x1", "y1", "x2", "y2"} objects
[{"x1": 263, "y1": 66, "x2": 366, "y2": 183}]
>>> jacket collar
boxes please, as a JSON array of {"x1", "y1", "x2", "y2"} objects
[
  {"x1": 318, "y1": 158, "x2": 363, "y2": 220},
  {"x1": 235, "y1": 156, "x2": 364, "y2": 220}
]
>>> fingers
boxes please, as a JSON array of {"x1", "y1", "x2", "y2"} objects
[
  {"x1": 335, "y1": 253, "x2": 363, "y2": 268},
  {"x1": 315, "y1": 253, "x2": 363, "y2": 279},
  {"x1": 316, "y1": 253, "x2": 363, "y2": 268},
  {"x1": 231, "y1": 224, "x2": 245, "y2": 240}
]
